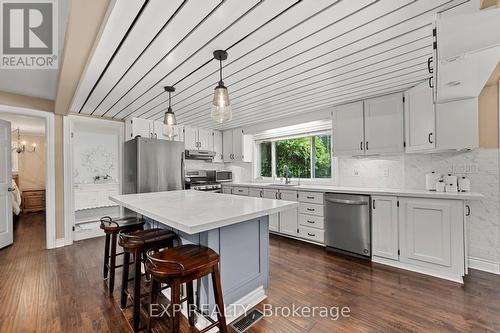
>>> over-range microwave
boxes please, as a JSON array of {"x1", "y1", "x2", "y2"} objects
[{"x1": 215, "y1": 170, "x2": 232, "y2": 182}]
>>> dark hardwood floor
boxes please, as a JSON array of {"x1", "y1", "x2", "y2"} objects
[{"x1": 1, "y1": 213, "x2": 500, "y2": 332}]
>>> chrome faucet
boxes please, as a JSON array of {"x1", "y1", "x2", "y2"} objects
[{"x1": 283, "y1": 165, "x2": 291, "y2": 184}]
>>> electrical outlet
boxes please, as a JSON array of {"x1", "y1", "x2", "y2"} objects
[
  {"x1": 453, "y1": 164, "x2": 479, "y2": 174},
  {"x1": 353, "y1": 168, "x2": 360, "y2": 177},
  {"x1": 383, "y1": 168, "x2": 390, "y2": 177}
]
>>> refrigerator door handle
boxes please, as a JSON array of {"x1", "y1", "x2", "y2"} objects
[{"x1": 181, "y1": 152, "x2": 185, "y2": 190}]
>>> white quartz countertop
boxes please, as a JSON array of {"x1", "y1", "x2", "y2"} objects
[
  {"x1": 224, "y1": 182, "x2": 483, "y2": 200},
  {"x1": 109, "y1": 190, "x2": 298, "y2": 234}
]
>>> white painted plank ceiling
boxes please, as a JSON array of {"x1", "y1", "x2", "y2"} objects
[{"x1": 71, "y1": 0, "x2": 472, "y2": 130}]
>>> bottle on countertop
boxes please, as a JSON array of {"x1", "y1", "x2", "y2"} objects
[
  {"x1": 436, "y1": 180, "x2": 446, "y2": 192},
  {"x1": 458, "y1": 176, "x2": 471, "y2": 192},
  {"x1": 425, "y1": 171, "x2": 441, "y2": 191}
]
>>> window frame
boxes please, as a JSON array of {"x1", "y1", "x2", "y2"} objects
[{"x1": 254, "y1": 130, "x2": 335, "y2": 183}]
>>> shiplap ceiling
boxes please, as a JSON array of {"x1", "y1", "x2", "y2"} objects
[{"x1": 71, "y1": 0, "x2": 472, "y2": 130}]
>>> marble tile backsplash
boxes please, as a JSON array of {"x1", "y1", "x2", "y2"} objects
[{"x1": 338, "y1": 149, "x2": 500, "y2": 265}]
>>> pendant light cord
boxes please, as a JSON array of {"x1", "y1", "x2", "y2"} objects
[
  {"x1": 219, "y1": 59, "x2": 223, "y2": 85},
  {"x1": 168, "y1": 91, "x2": 172, "y2": 109}
]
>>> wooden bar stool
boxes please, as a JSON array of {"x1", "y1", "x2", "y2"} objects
[
  {"x1": 119, "y1": 228, "x2": 180, "y2": 332},
  {"x1": 100, "y1": 216, "x2": 145, "y2": 295},
  {"x1": 145, "y1": 244, "x2": 228, "y2": 333}
]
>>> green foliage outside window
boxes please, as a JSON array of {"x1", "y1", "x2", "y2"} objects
[
  {"x1": 260, "y1": 142, "x2": 272, "y2": 177},
  {"x1": 276, "y1": 137, "x2": 311, "y2": 178},
  {"x1": 314, "y1": 135, "x2": 331, "y2": 178},
  {"x1": 259, "y1": 134, "x2": 332, "y2": 179}
]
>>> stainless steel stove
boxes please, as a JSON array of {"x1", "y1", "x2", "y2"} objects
[{"x1": 184, "y1": 170, "x2": 222, "y2": 193}]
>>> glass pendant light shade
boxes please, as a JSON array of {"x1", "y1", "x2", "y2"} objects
[
  {"x1": 163, "y1": 86, "x2": 177, "y2": 126},
  {"x1": 211, "y1": 50, "x2": 232, "y2": 124},
  {"x1": 211, "y1": 84, "x2": 232, "y2": 123},
  {"x1": 163, "y1": 107, "x2": 177, "y2": 125},
  {"x1": 163, "y1": 123, "x2": 175, "y2": 139}
]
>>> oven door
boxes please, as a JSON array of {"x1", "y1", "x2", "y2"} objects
[{"x1": 216, "y1": 171, "x2": 232, "y2": 182}]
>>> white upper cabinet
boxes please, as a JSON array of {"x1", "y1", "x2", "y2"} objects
[
  {"x1": 332, "y1": 94, "x2": 403, "y2": 156},
  {"x1": 371, "y1": 196, "x2": 399, "y2": 261},
  {"x1": 332, "y1": 102, "x2": 364, "y2": 156},
  {"x1": 198, "y1": 128, "x2": 212, "y2": 151},
  {"x1": 434, "y1": 9, "x2": 500, "y2": 103},
  {"x1": 183, "y1": 126, "x2": 198, "y2": 150},
  {"x1": 435, "y1": 98, "x2": 478, "y2": 150},
  {"x1": 125, "y1": 117, "x2": 152, "y2": 140},
  {"x1": 223, "y1": 128, "x2": 252, "y2": 162},
  {"x1": 183, "y1": 126, "x2": 214, "y2": 150},
  {"x1": 363, "y1": 93, "x2": 404, "y2": 155},
  {"x1": 125, "y1": 117, "x2": 184, "y2": 142},
  {"x1": 404, "y1": 81, "x2": 435, "y2": 152},
  {"x1": 212, "y1": 130, "x2": 223, "y2": 163}
]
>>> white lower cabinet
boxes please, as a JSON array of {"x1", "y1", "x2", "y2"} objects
[
  {"x1": 399, "y1": 198, "x2": 463, "y2": 273},
  {"x1": 232, "y1": 187, "x2": 249, "y2": 196},
  {"x1": 249, "y1": 188, "x2": 263, "y2": 198},
  {"x1": 371, "y1": 196, "x2": 399, "y2": 261},
  {"x1": 373, "y1": 196, "x2": 466, "y2": 283},
  {"x1": 263, "y1": 188, "x2": 298, "y2": 237},
  {"x1": 298, "y1": 225, "x2": 324, "y2": 243},
  {"x1": 222, "y1": 186, "x2": 232, "y2": 194}
]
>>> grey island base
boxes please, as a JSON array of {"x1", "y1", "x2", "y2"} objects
[{"x1": 109, "y1": 190, "x2": 298, "y2": 324}]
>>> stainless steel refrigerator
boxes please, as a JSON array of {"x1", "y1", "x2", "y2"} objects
[{"x1": 123, "y1": 137, "x2": 185, "y2": 194}]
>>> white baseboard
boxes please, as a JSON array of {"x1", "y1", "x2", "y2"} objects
[
  {"x1": 468, "y1": 257, "x2": 500, "y2": 274},
  {"x1": 54, "y1": 238, "x2": 69, "y2": 248}
]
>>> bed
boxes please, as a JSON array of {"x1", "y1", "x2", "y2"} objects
[{"x1": 11, "y1": 174, "x2": 22, "y2": 217}]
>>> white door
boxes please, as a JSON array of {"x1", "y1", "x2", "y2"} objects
[
  {"x1": 404, "y1": 81, "x2": 435, "y2": 152},
  {"x1": 173, "y1": 125, "x2": 184, "y2": 142},
  {"x1": 212, "y1": 130, "x2": 223, "y2": 162},
  {"x1": 126, "y1": 117, "x2": 152, "y2": 140},
  {"x1": 399, "y1": 198, "x2": 460, "y2": 268},
  {"x1": 198, "y1": 128, "x2": 212, "y2": 150},
  {"x1": 222, "y1": 130, "x2": 233, "y2": 162},
  {"x1": 153, "y1": 121, "x2": 168, "y2": 140},
  {"x1": 364, "y1": 93, "x2": 404, "y2": 154},
  {"x1": 278, "y1": 190, "x2": 298, "y2": 236},
  {"x1": 0, "y1": 120, "x2": 13, "y2": 248},
  {"x1": 232, "y1": 128, "x2": 244, "y2": 161},
  {"x1": 183, "y1": 126, "x2": 198, "y2": 150},
  {"x1": 371, "y1": 196, "x2": 399, "y2": 260},
  {"x1": 332, "y1": 101, "x2": 365, "y2": 156}
]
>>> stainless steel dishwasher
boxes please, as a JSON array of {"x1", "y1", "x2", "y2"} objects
[{"x1": 324, "y1": 193, "x2": 371, "y2": 258}]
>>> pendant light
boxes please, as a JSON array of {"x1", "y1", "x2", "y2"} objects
[
  {"x1": 163, "y1": 86, "x2": 177, "y2": 126},
  {"x1": 211, "y1": 50, "x2": 232, "y2": 124}
]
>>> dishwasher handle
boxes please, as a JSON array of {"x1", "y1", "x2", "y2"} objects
[{"x1": 325, "y1": 197, "x2": 369, "y2": 205}]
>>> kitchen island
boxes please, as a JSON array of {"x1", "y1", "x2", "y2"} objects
[{"x1": 109, "y1": 190, "x2": 297, "y2": 322}]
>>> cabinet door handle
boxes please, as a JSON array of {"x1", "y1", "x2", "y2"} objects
[
  {"x1": 372, "y1": 199, "x2": 376, "y2": 209},
  {"x1": 428, "y1": 132, "x2": 433, "y2": 144},
  {"x1": 466, "y1": 205, "x2": 471, "y2": 216},
  {"x1": 360, "y1": 141, "x2": 363, "y2": 151},
  {"x1": 307, "y1": 233, "x2": 316, "y2": 237},
  {"x1": 428, "y1": 77, "x2": 434, "y2": 89},
  {"x1": 150, "y1": 132, "x2": 154, "y2": 138},
  {"x1": 307, "y1": 220, "x2": 315, "y2": 224},
  {"x1": 306, "y1": 196, "x2": 314, "y2": 199},
  {"x1": 279, "y1": 192, "x2": 282, "y2": 200},
  {"x1": 307, "y1": 208, "x2": 315, "y2": 212},
  {"x1": 275, "y1": 192, "x2": 278, "y2": 199},
  {"x1": 365, "y1": 141, "x2": 369, "y2": 150},
  {"x1": 260, "y1": 190, "x2": 263, "y2": 198},
  {"x1": 427, "y1": 56, "x2": 433, "y2": 74},
  {"x1": 155, "y1": 133, "x2": 158, "y2": 139}
]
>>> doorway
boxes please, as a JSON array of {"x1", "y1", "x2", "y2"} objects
[{"x1": 0, "y1": 105, "x2": 56, "y2": 249}]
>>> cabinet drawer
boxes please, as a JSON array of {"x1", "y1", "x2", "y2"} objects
[
  {"x1": 298, "y1": 191, "x2": 323, "y2": 204},
  {"x1": 299, "y1": 202, "x2": 324, "y2": 217},
  {"x1": 298, "y1": 214, "x2": 324, "y2": 230},
  {"x1": 232, "y1": 187, "x2": 249, "y2": 196},
  {"x1": 298, "y1": 225, "x2": 324, "y2": 243}
]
